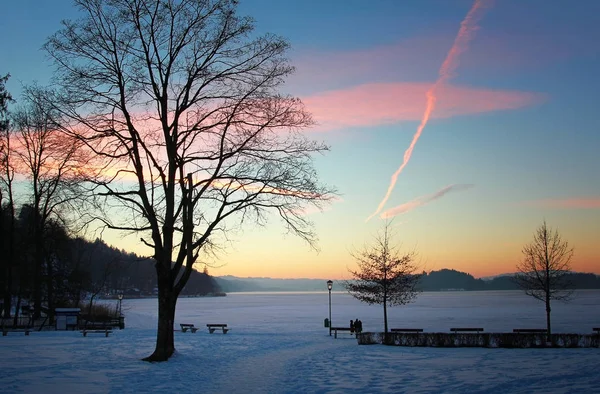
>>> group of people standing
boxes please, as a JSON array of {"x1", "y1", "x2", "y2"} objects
[{"x1": 350, "y1": 319, "x2": 363, "y2": 334}]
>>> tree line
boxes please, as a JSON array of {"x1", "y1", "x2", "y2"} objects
[
  {"x1": 0, "y1": 198, "x2": 221, "y2": 324},
  {"x1": 418, "y1": 269, "x2": 600, "y2": 291}
]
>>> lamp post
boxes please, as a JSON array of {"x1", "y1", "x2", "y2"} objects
[
  {"x1": 327, "y1": 280, "x2": 333, "y2": 336},
  {"x1": 117, "y1": 294, "x2": 123, "y2": 316}
]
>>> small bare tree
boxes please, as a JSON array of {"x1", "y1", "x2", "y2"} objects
[
  {"x1": 345, "y1": 223, "x2": 421, "y2": 336},
  {"x1": 514, "y1": 221, "x2": 574, "y2": 338}
]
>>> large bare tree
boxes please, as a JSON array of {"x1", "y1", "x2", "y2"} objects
[
  {"x1": 345, "y1": 223, "x2": 421, "y2": 336},
  {"x1": 514, "y1": 221, "x2": 574, "y2": 338},
  {"x1": 45, "y1": 0, "x2": 334, "y2": 361}
]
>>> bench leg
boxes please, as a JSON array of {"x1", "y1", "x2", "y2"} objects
[
  {"x1": 25, "y1": 331, "x2": 30, "y2": 336},
  {"x1": 222, "y1": 328, "x2": 229, "y2": 334},
  {"x1": 83, "y1": 332, "x2": 87, "y2": 337},
  {"x1": 334, "y1": 330, "x2": 337, "y2": 339},
  {"x1": 191, "y1": 328, "x2": 198, "y2": 333},
  {"x1": 209, "y1": 328, "x2": 215, "y2": 334},
  {"x1": 2, "y1": 331, "x2": 7, "y2": 336},
  {"x1": 182, "y1": 328, "x2": 188, "y2": 333}
]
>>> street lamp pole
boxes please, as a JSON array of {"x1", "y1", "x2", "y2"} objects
[
  {"x1": 117, "y1": 294, "x2": 123, "y2": 316},
  {"x1": 327, "y1": 280, "x2": 333, "y2": 336}
]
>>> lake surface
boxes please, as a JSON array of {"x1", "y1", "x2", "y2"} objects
[{"x1": 123, "y1": 290, "x2": 600, "y2": 333}]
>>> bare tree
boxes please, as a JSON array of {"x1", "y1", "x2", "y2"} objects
[
  {"x1": 0, "y1": 73, "x2": 15, "y2": 318},
  {"x1": 12, "y1": 87, "x2": 86, "y2": 320},
  {"x1": 514, "y1": 221, "x2": 574, "y2": 338},
  {"x1": 45, "y1": 0, "x2": 334, "y2": 361},
  {"x1": 345, "y1": 223, "x2": 421, "y2": 336}
]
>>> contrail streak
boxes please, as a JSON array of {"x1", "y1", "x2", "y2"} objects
[
  {"x1": 366, "y1": 0, "x2": 492, "y2": 222},
  {"x1": 380, "y1": 184, "x2": 474, "y2": 219}
]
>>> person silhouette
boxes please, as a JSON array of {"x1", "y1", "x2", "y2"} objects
[{"x1": 350, "y1": 320, "x2": 355, "y2": 333}]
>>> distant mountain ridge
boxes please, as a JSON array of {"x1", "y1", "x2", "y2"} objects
[{"x1": 215, "y1": 269, "x2": 600, "y2": 293}]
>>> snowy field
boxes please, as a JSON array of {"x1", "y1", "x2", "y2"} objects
[{"x1": 1, "y1": 290, "x2": 599, "y2": 393}]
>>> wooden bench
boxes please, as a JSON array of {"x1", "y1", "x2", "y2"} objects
[
  {"x1": 180, "y1": 323, "x2": 198, "y2": 333},
  {"x1": 81, "y1": 329, "x2": 112, "y2": 337},
  {"x1": 330, "y1": 327, "x2": 354, "y2": 338},
  {"x1": 450, "y1": 327, "x2": 483, "y2": 333},
  {"x1": 2, "y1": 329, "x2": 31, "y2": 336},
  {"x1": 390, "y1": 328, "x2": 424, "y2": 333},
  {"x1": 207, "y1": 324, "x2": 229, "y2": 334},
  {"x1": 513, "y1": 329, "x2": 547, "y2": 334}
]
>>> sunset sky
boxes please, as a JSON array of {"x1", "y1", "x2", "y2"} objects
[{"x1": 2, "y1": 0, "x2": 599, "y2": 280}]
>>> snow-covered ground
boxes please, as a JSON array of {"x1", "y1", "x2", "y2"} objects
[{"x1": 1, "y1": 290, "x2": 599, "y2": 393}]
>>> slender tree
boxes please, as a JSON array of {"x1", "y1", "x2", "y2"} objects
[
  {"x1": 45, "y1": 0, "x2": 334, "y2": 361},
  {"x1": 514, "y1": 221, "x2": 574, "y2": 338},
  {"x1": 12, "y1": 87, "x2": 85, "y2": 320},
  {"x1": 0, "y1": 73, "x2": 15, "y2": 318},
  {"x1": 345, "y1": 223, "x2": 421, "y2": 337}
]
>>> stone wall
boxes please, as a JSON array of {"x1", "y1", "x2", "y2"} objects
[{"x1": 357, "y1": 332, "x2": 600, "y2": 348}]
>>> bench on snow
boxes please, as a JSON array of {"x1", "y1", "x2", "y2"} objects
[
  {"x1": 512, "y1": 329, "x2": 547, "y2": 334},
  {"x1": 180, "y1": 323, "x2": 198, "y2": 333},
  {"x1": 330, "y1": 327, "x2": 355, "y2": 338},
  {"x1": 593, "y1": 327, "x2": 600, "y2": 335},
  {"x1": 207, "y1": 324, "x2": 229, "y2": 334},
  {"x1": 2, "y1": 329, "x2": 31, "y2": 336},
  {"x1": 450, "y1": 327, "x2": 483, "y2": 333},
  {"x1": 390, "y1": 328, "x2": 424, "y2": 333},
  {"x1": 81, "y1": 329, "x2": 112, "y2": 337}
]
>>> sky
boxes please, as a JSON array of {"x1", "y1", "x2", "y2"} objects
[{"x1": 1, "y1": 0, "x2": 599, "y2": 280}]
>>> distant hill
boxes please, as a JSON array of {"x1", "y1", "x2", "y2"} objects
[
  {"x1": 214, "y1": 276, "x2": 327, "y2": 292},
  {"x1": 216, "y1": 270, "x2": 600, "y2": 293}
]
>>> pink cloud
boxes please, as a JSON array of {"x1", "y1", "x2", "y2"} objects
[
  {"x1": 523, "y1": 198, "x2": 600, "y2": 209},
  {"x1": 289, "y1": 30, "x2": 596, "y2": 95},
  {"x1": 380, "y1": 184, "x2": 474, "y2": 219},
  {"x1": 290, "y1": 36, "x2": 451, "y2": 91},
  {"x1": 302, "y1": 83, "x2": 543, "y2": 131}
]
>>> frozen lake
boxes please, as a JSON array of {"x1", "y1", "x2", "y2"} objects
[
  {"x1": 126, "y1": 289, "x2": 600, "y2": 334},
  {"x1": 1, "y1": 290, "x2": 599, "y2": 393}
]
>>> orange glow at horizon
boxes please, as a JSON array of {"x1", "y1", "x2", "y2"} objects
[{"x1": 367, "y1": 0, "x2": 493, "y2": 222}]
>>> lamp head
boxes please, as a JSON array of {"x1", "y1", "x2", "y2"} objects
[{"x1": 327, "y1": 280, "x2": 333, "y2": 291}]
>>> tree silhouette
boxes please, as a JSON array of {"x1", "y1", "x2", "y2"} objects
[
  {"x1": 45, "y1": 0, "x2": 334, "y2": 361},
  {"x1": 345, "y1": 223, "x2": 421, "y2": 337},
  {"x1": 514, "y1": 221, "x2": 574, "y2": 338}
]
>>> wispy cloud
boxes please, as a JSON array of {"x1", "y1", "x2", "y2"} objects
[
  {"x1": 521, "y1": 198, "x2": 600, "y2": 209},
  {"x1": 367, "y1": 0, "x2": 493, "y2": 221},
  {"x1": 303, "y1": 82, "x2": 542, "y2": 131},
  {"x1": 380, "y1": 184, "x2": 474, "y2": 219}
]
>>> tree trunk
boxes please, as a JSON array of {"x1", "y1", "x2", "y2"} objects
[
  {"x1": 4, "y1": 197, "x2": 15, "y2": 318},
  {"x1": 46, "y1": 257, "x2": 54, "y2": 324},
  {"x1": 143, "y1": 269, "x2": 177, "y2": 362},
  {"x1": 383, "y1": 302, "x2": 388, "y2": 334},
  {"x1": 545, "y1": 298, "x2": 552, "y2": 341},
  {"x1": 33, "y1": 225, "x2": 43, "y2": 319},
  {"x1": 13, "y1": 295, "x2": 21, "y2": 328},
  {"x1": 3, "y1": 264, "x2": 12, "y2": 318}
]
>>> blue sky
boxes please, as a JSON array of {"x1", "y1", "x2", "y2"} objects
[{"x1": 1, "y1": 0, "x2": 598, "y2": 279}]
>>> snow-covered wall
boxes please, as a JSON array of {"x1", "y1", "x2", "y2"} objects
[{"x1": 358, "y1": 332, "x2": 600, "y2": 348}]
